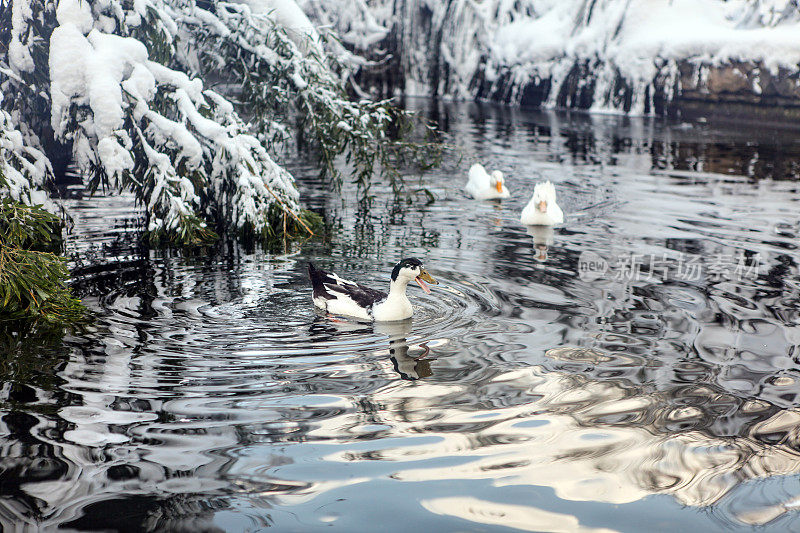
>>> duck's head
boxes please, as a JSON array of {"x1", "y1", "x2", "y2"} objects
[
  {"x1": 391, "y1": 257, "x2": 438, "y2": 293},
  {"x1": 490, "y1": 170, "x2": 505, "y2": 193},
  {"x1": 532, "y1": 180, "x2": 557, "y2": 213}
]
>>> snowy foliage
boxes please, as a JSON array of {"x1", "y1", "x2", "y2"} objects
[
  {"x1": 0, "y1": 0, "x2": 422, "y2": 245},
  {"x1": 46, "y1": 0, "x2": 308, "y2": 242},
  {"x1": 303, "y1": 0, "x2": 800, "y2": 114},
  {"x1": 730, "y1": 0, "x2": 800, "y2": 27},
  {"x1": 299, "y1": 0, "x2": 390, "y2": 51},
  {"x1": 173, "y1": 0, "x2": 432, "y2": 191},
  {"x1": 0, "y1": 91, "x2": 54, "y2": 210}
]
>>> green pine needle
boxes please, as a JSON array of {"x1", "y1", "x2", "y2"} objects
[{"x1": 0, "y1": 200, "x2": 86, "y2": 325}]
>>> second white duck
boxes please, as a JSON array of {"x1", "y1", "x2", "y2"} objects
[
  {"x1": 465, "y1": 163, "x2": 510, "y2": 200},
  {"x1": 520, "y1": 181, "x2": 564, "y2": 226}
]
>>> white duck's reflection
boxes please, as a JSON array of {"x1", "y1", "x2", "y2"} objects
[
  {"x1": 525, "y1": 224, "x2": 555, "y2": 262},
  {"x1": 308, "y1": 318, "x2": 435, "y2": 380},
  {"x1": 374, "y1": 320, "x2": 433, "y2": 380}
]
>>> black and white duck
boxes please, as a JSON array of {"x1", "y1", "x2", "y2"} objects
[{"x1": 307, "y1": 258, "x2": 438, "y2": 321}]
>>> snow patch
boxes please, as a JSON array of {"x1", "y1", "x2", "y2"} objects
[
  {"x1": 56, "y1": 0, "x2": 94, "y2": 33},
  {"x1": 9, "y1": 0, "x2": 36, "y2": 73}
]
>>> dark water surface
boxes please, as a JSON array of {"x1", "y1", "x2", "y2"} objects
[{"x1": 4, "y1": 102, "x2": 800, "y2": 532}]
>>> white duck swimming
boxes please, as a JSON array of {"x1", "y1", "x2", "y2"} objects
[
  {"x1": 465, "y1": 163, "x2": 510, "y2": 200},
  {"x1": 308, "y1": 258, "x2": 438, "y2": 321},
  {"x1": 520, "y1": 181, "x2": 564, "y2": 226}
]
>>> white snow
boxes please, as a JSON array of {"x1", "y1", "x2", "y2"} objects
[
  {"x1": 9, "y1": 0, "x2": 35, "y2": 73},
  {"x1": 86, "y1": 31, "x2": 149, "y2": 138},
  {"x1": 0, "y1": 89, "x2": 55, "y2": 209},
  {"x1": 232, "y1": 0, "x2": 323, "y2": 55},
  {"x1": 490, "y1": 0, "x2": 800, "y2": 113},
  {"x1": 42, "y1": 0, "x2": 314, "y2": 236},
  {"x1": 97, "y1": 137, "x2": 134, "y2": 184},
  {"x1": 305, "y1": 0, "x2": 800, "y2": 114},
  {"x1": 49, "y1": 24, "x2": 93, "y2": 136},
  {"x1": 56, "y1": 0, "x2": 94, "y2": 33},
  {"x1": 50, "y1": 25, "x2": 150, "y2": 140}
]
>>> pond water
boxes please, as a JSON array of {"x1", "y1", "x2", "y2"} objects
[{"x1": 3, "y1": 101, "x2": 800, "y2": 532}]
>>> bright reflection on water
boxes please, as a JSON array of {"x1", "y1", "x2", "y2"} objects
[{"x1": 3, "y1": 102, "x2": 800, "y2": 531}]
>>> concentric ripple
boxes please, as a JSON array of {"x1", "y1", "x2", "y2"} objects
[{"x1": 5, "y1": 103, "x2": 800, "y2": 532}]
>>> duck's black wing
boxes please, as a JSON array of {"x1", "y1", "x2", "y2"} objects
[
  {"x1": 308, "y1": 262, "x2": 387, "y2": 308},
  {"x1": 327, "y1": 281, "x2": 387, "y2": 309}
]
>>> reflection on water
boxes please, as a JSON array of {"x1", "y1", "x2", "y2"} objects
[
  {"x1": 374, "y1": 321, "x2": 436, "y2": 381},
  {"x1": 3, "y1": 102, "x2": 800, "y2": 531},
  {"x1": 526, "y1": 224, "x2": 555, "y2": 262}
]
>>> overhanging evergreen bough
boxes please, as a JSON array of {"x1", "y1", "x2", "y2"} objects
[
  {"x1": 1, "y1": 0, "x2": 429, "y2": 247},
  {"x1": 47, "y1": 0, "x2": 309, "y2": 244},
  {"x1": 176, "y1": 0, "x2": 439, "y2": 196}
]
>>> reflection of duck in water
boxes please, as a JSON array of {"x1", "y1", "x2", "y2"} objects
[
  {"x1": 308, "y1": 258, "x2": 438, "y2": 321},
  {"x1": 526, "y1": 224, "x2": 554, "y2": 262},
  {"x1": 374, "y1": 321, "x2": 433, "y2": 381}
]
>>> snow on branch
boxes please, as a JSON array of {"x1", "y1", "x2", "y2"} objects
[
  {"x1": 0, "y1": 0, "x2": 436, "y2": 246},
  {"x1": 0, "y1": 0, "x2": 437, "y2": 246},
  {"x1": 163, "y1": 0, "x2": 438, "y2": 192},
  {"x1": 0, "y1": 90, "x2": 55, "y2": 210},
  {"x1": 41, "y1": 0, "x2": 307, "y2": 244}
]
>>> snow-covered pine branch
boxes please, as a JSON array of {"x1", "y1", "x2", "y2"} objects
[
  {"x1": 2, "y1": 0, "x2": 429, "y2": 246},
  {"x1": 151, "y1": 0, "x2": 434, "y2": 214},
  {"x1": 0, "y1": 90, "x2": 55, "y2": 210},
  {"x1": 0, "y1": 0, "x2": 58, "y2": 211},
  {"x1": 159, "y1": 0, "x2": 437, "y2": 192},
  {"x1": 45, "y1": 0, "x2": 307, "y2": 244}
]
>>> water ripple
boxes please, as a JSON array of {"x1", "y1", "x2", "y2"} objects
[{"x1": 5, "y1": 104, "x2": 800, "y2": 531}]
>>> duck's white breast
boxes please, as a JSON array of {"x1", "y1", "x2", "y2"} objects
[{"x1": 372, "y1": 295, "x2": 413, "y2": 321}]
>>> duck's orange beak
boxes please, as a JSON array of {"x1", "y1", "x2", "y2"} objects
[
  {"x1": 495, "y1": 181, "x2": 503, "y2": 193},
  {"x1": 415, "y1": 270, "x2": 438, "y2": 294},
  {"x1": 538, "y1": 200, "x2": 547, "y2": 212}
]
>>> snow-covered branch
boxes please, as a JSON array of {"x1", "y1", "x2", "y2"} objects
[
  {"x1": 163, "y1": 0, "x2": 434, "y2": 191},
  {"x1": 0, "y1": 0, "x2": 385, "y2": 245},
  {"x1": 0, "y1": 91, "x2": 54, "y2": 210},
  {"x1": 44, "y1": 0, "x2": 309, "y2": 243},
  {"x1": 0, "y1": 0, "x2": 435, "y2": 245}
]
